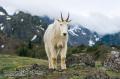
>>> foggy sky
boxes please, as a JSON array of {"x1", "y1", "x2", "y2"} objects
[{"x1": 0, "y1": 0, "x2": 120, "y2": 35}]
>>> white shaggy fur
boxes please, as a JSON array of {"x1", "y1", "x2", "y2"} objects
[{"x1": 43, "y1": 19, "x2": 70, "y2": 70}]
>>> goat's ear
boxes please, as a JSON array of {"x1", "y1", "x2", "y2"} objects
[{"x1": 54, "y1": 19, "x2": 60, "y2": 25}]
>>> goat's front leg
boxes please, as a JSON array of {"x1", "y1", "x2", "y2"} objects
[
  {"x1": 60, "y1": 45, "x2": 67, "y2": 70},
  {"x1": 44, "y1": 44, "x2": 52, "y2": 69},
  {"x1": 50, "y1": 46, "x2": 57, "y2": 69}
]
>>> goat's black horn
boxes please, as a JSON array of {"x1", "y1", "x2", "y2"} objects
[
  {"x1": 61, "y1": 12, "x2": 64, "y2": 21},
  {"x1": 66, "y1": 13, "x2": 70, "y2": 21}
]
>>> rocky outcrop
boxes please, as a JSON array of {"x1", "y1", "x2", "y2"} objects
[
  {"x1": 67, "y1": 53, "x2": 95, "y2": 67},
  {"x1": 104, "y1": 51, "x2": 120, "y2": 72},
  {"x1": 15, "y1": 64, "x2": 49, "y2": 77}
]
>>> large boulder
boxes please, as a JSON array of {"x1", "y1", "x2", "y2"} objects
[
  {"x1": 104, "y1": 51, "x2": 120, "y2": 72},
  {"x1": 67, "y1": 53, "x2": 95, "y2": 67}
]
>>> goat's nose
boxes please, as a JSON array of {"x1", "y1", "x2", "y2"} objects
[{"x1": 63, "y1": 33, "x2": 67, "y2": 36}]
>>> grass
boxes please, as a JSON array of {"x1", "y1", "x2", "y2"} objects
[
  {"x1": 106, "y1": 70, "x2": 120, "y2": 78},
  {"x1": 0, "y1": 54, "x2": 120, "y2": 79},
  {"x1": 0, "y1": 54, "x2": 47, "y2": 71},
  {"x1": 0, "y1": 54, "x2": 48, "y2": 79}
]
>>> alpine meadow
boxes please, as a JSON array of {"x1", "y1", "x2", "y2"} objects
[{"x1": 0, "y1": 0, "x2": 120, "y2": 79}]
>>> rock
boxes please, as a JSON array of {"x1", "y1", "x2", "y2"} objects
[
  {"x1": 104, "y1": 51, "x2": 120, "y2": 72},
  {"x1": 67, "y1": 53, "x2": 95, "y2": 67},
  {"x1": 14, "y1": 64, "x2": 49, "y2": 77},
  {"x1": 85, "y1": 70, "x2": 110, "y2": 79}
]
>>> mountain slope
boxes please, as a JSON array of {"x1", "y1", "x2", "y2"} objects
[
  {"x1": 0, "y1": 6, "x2": 101, "y2": 46},
  {"x1": 68, "y1": 24, "x2": 100, "y2": 46},
  {"x1": 1, "y1": 6, "x2": 120, "y2": 46},
  {"x1": 0, "y1": 7, "x2": 52, "y2": 43},
  {"x1": 100, "y1": 32, "x2": 120, "y2": 46}
]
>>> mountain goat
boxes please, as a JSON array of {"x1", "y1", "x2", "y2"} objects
[{"x1": 43, "y1": 13, "x2": 71, "y2": 70}]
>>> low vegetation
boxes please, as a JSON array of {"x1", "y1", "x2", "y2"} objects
[
  {"x1": 1, "y1": 42, "x2": 120, "y2": 79},
  {"x1": 0, "y1": 54, "x2": 120, "y2": 79}
]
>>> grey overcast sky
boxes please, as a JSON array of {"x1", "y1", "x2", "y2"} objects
[{"x1": 0, "y1": 0, "x2": 120, "y2": 35}]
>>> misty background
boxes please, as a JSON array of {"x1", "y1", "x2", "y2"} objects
[{"x1": 0, "y1": 0, "x2": 120, "y2": 35}]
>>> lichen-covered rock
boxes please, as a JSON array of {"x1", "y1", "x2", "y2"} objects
[
  {"x1": 14, "y1": 64, "x2": 49, "y2": 77},
  {"x1": 104, "y1": 51, "x2": 120, "y2": 72},
  {"x1": 67, "y1": 53, "x2": 95, "y2": 67},
  {"x1": 85, "y1": 70, "x2": 110, "y2": 79}
]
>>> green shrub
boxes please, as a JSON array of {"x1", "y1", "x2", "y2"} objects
[
  {"x1": 16, "y1": 42, "x2": 47, "y2": 59},
  {"x1": 87, "y1": 45, "x2": 98, "y2": 52},
  {"x1": 16, "y1": 44, "x2": 29, "y2": 57}
]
